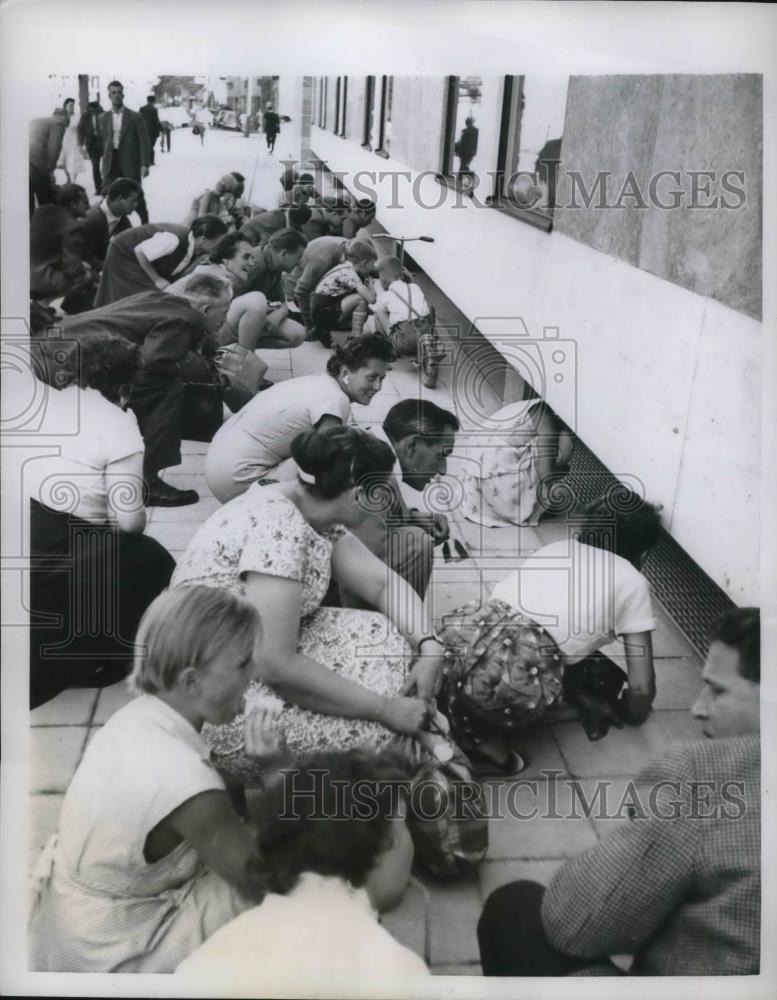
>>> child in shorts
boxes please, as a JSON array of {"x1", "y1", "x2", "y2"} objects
[
  {"x1": 364, "y1": 256, "x2": 430, "y2": 337},
  {"x1": 364, "y1": 257, "x2": 440, "y2": 387},
  {"x1": 310, "y1": 240, "x2": 377, "y2": 346}
]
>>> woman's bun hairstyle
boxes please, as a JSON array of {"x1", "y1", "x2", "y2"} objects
[{"x1": 290, "y1": 425, "x2": 395, "y2": 500}]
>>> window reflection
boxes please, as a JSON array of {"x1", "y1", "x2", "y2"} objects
[
  {"x1": 363, "y1": 75, "x2": 375, "y2": 148},
  {"x1": 502, "y1": 76, "x2": 567, "y2": 214},
  {"x1": 376, "y1": 75, "x2": 393, "y2": 154},
  {"x1": 453, "y1": 76, "x2": 482, "y2": 188}
]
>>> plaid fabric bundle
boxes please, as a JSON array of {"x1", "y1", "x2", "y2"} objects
[
  {"x1": 437, "y1": 598, "x2": 564, "y2": 751},
  {"x1": 398, "y1": 717, "x2": 488, "y2": 877}
]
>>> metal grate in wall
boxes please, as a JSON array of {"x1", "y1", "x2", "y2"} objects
[{"x1": 564, "y1": 440, "x2": 735, "y2": 659}]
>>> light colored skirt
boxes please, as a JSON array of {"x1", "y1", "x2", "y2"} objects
[{"x1": 204, "y1": 607, "x2": 409, "y2": 782}]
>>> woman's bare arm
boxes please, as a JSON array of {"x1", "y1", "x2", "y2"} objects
[
  {"x1": 242, "y1": 572, "x2": 428, "y2": 733},
  {"x1": 331, "y1": 533, "x2": 446, "y2": 698}
]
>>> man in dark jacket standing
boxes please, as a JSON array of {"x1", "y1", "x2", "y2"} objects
[
  {"x1": 100, "y1": 80, "x2": 151, "y2": 223},
  {"x1": 139, "y1": 95, "x2": 162, "y2": 166},
  {"x1": 29, "y1": 110, "x2": 67, "y2": 216},
  {"x1": 77, "y1": 100, "x2": 104, "y2": 193}
]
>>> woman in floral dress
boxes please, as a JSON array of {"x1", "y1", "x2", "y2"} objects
[
  {"x1": 459, "y1": 397, "x2": 574, "y2": 527},
  {"x1": 172, "y1": 426, "x2": 447, "y2": 782}
]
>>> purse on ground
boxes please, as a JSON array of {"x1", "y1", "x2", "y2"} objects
[
  {"x1": 214, "y1": 343, "x2": 266, "y2": 413},
  {"x1": 397, "y1": 715, "x2": 489, "y2": 877}
]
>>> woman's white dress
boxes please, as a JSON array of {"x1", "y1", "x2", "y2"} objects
[
  {"x1": 28, "y1": 696, "x2": 251, "y2": 972},
  {"x1": 59, "y1": 118, "x2": 84, "y2": 180}
]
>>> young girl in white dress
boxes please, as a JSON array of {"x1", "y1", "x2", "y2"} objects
[{"x1": 29, "y1": 586, "x2": 283, "y2": 973}]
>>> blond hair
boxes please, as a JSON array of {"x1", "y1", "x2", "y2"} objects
[
  {"x1": 129, "y1": 586, "x2": 260, "y2": 695},
  {"x1": 345, "y1": 239, "x2": 377, "y2": 266}
]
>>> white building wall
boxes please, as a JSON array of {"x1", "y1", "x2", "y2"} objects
[{"x1": 311, "y1": 125, "x2": 761, "y2": 604}]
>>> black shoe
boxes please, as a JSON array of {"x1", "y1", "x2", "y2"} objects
[
  {"x1": 469, "y1": 748, "x2": 530, "y2": 778},
  {"x1": 145, "y1": 479, "x2": 199, "y2": 507},
  {"x1": 306, "y1": 328, "x2": 332, "y2": 349}
]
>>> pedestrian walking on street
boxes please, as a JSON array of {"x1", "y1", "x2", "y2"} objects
[
  {"x1": 77, "y1": 100, "x2": 104, "y2": 192},
  {"x1": 192, "y1": 105, "x2": 208, "y2": 146},
  {"x1": 159, "y1": 120, "x2": 173, "y2": 153},
  {"x1": 140, "y1": 95, "x2": 162, "y2": 166},
  {"x1": 263, "y1": 102, "x2": 280, "y2": 154}
]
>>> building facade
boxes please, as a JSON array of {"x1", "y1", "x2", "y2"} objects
[{"x1": 305, "y1": 74, "x2": 764, "y2": 604}]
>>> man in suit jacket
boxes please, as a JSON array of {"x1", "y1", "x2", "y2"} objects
[
  {"x1": 33, "y1": 277, "x2": 232, "y2": 507},
  {"x1": 478, "y1": 607, "x2": 761, "y2": 978},
  {"x1": 29, "y1": 110, "x2": 67, "y2": 217},
  {"x1": 77, "y1": 101, "x2": 104, "y2": 193},
  {"x1": 100, "y1": 80, "x2": 151, "y2": 223},
  {"x1": 75, "y1": 177, "x2": 140, "y2": 270},
  {"x1": 139, "y1": 95, "x2": 161, "y2": 166}
]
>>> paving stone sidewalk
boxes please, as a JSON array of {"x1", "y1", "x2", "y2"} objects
[{"x1": 29, "y1": 339, "x2": 705, "y2": 975}]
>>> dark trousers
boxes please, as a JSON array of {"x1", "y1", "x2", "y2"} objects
[
  {"x1": 89, "y1": 150, "x2": 102, "y2": 193},
  {"x1": 104, "y1": 163, "x2": 148, "y2": 224},
  {"x1": 29, "y1": 163, "x2": 56, "y2": 217},
  {"x1": 338, "y1": 521, "x2": 433, "y2": 610},
  {"x1": 161, "y1": 130, "x2": 171, "y2": 152},
  {"x1": 148, "y1": 135, "x2": 158, "y2": 165},
  {"x1": 30, "y1": 500, "x2": 175, "y2": 708},
  {"x1": 128, "y1": 375, "x2": 185, "y2": 479},
  {"x1": 266, "y1": 130, "x2": 277, "y2": 152},
  {"x1": 478, "y1": 881, "x2": 618, "y2": 977}
]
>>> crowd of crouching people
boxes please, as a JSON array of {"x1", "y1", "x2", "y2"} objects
[{"x1": 26, "y1": 162, "x2": 761, "y2": 981}]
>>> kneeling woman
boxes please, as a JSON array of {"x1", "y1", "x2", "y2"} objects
[
  {"x1": 458, "y1": 397, "x2": 574, "y2": 527},
  {"x1": 204, "y1": 334, "x2": 396, "y2": 503},
  {"x1": 29, "y1": 586, "x2": 279, "y2": 973},
  {"x1": 444, "y1": 493, "x2": 662, "y2": 774},
  {"x1": 174, "y1": 426, "x2": 447, "y2": 781}
]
